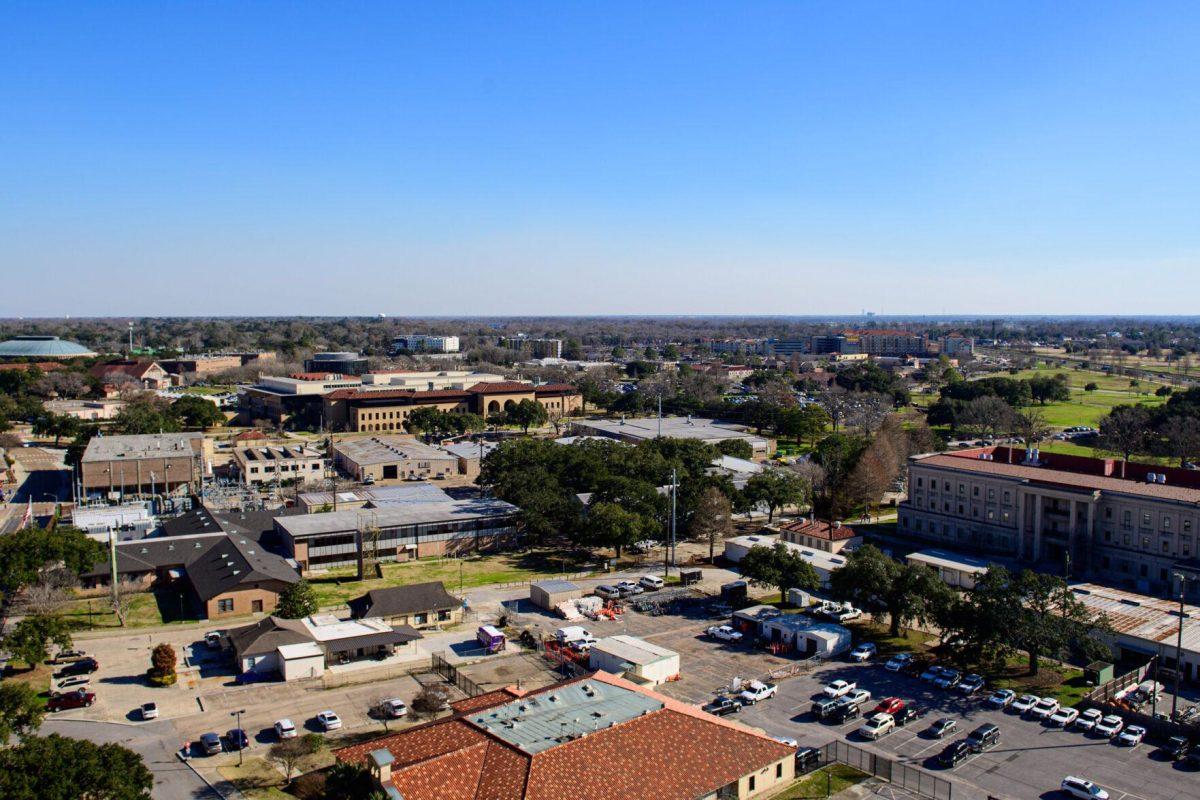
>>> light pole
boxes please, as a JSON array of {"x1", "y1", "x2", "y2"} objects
[
  {"x1": 1170, "y1": 571, "x2": 1189, "y2": 721},
  {"x1": 230, "y1": 708, "x2": 246, "y2": 766}
]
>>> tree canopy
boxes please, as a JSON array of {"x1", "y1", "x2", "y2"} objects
[{"x1": 0, "y1": 734, "x2": 153, "y2": 800}]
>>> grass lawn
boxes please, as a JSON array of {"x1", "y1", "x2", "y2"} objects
[
  {"x1": 776, "y1": 765, "x2": 869, "y2": 799},
  {"x1": 308, "y1": 549, "x2": 604, "y2": 608},
  {"x1": 846, "y1": 620, "x2": 937, "y2": 658},
  {"x1": 997, "y1": 365, "x2": 1168, "y2": 430},
  {"x1": 2, "y1": 662, "x2": 54, "y2": 707},
  {"x1": 988, "y1": 657, "x2": 1089, "y2": 707},
  {"x1": 58, "y1": 592, "x2": 173, "y2": 630}
]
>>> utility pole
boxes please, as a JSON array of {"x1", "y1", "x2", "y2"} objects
[
  {"x1": 657, "y1": 393, "x2": 662, "y2": 439},
  {"x1": 1171, "y1": 571, "x2": 1188, "y2": 721},
  {"x1": 108, "y1": 528, "x2": 122, "y2": 624},
  {"x1": 670, "y1": 468, "x2": 678, "y2": 572}
]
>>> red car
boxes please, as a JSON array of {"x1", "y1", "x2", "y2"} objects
[
  {"x1": 47, "y1": 689, "x2": 96, "y2": 712},
  {"x1": 872, "y1": 697, "x2": 906, "y2": 716}
]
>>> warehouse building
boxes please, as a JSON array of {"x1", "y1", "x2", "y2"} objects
[
  {"x1": 274, "y1": 495, "x2": 520, "y2": 570},
  {"x1": 723, "y1": 535, "x2": 847, "y2": 587},
  {"x1": 588, "y1": 635, "x2": 680, "y2": 686},
  {"x1": 81, "y1": 432, "x2": 209, "y2": 499},
  {"x1": 569, "y1": 416, "x2": 773, "y2": 458},
  {"x1": 333, "y1": 436, "x2": 458, "y2": 483}
]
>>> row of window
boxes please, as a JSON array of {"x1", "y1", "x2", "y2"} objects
[{"x1": 248, "y1": 463, "x2": 322, "y2": 474}]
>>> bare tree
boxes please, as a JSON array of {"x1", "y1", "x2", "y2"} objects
[
  {"x1": 1010, "y1": 408, "x2": 1051, "y2": 461},
  {"x1": 844, "y1": 393, "x2": 894, "y2": 433},
  {"x1": 1159, "y1": 416, "x2": 1200, "y2": 467},
  {"x1": 957, "y1": 396, "x2": 1014, "y2": 441},
  {"x1": 1098, "y1": 405, "x2": 1152, "y2": 477}
]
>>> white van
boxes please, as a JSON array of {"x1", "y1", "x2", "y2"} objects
[
  {"x1": 555, "y1": 626, "x2": 597, "y2": 651},
  {"x1": 639, "y1": 575, "x2": 664, "y2": 590}
]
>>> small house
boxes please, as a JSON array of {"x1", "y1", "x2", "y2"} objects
[{"x1": 588, "y1": 635, "x2": 680, "y2": 686}]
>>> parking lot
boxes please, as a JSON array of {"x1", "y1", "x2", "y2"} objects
[{"x1": 731, "y1": 658, "x2": 1197, "y2": 800}]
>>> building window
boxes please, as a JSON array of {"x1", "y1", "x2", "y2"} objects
[
  {"x1": 1143, "y1": 513, "x2": 1152, "y2": 526},
  {"x1": 776, "y1": 763, "x2": 783, "y2": 779},
  {"x1": 1003, "y1": 492, "x2": 1011, "y2": 503},
  {"x1": 988, "y1": 488, "x2": 995, "y2": 500},
  {"x1": 1105, "y1": 507, "x2": 1112, "y2": 519},
  {"x1": 916, "y1": 477, "x2": 923, "y2": 488},
  {"x1": 973, "y1": 486, "x2": 979, "y2": 497},
  {"x1": 749, "y1": 776, "x2": 756, "y2": 792},
  {"x1": 217, "y1": 599, "x2": 234, "y2": 613},
  {"x1": 1186, "y1": 520, "x2": 1193, "y2": 533},
  {"x1": 1163, "y1": 541, "x2": 1171, "y2": 554},
  {"x1": 414, "y1": 613, "x2": 428, "y2": 625},
  {"x1": 438, "y1": 609, "x2": 451, "y2": 621}
]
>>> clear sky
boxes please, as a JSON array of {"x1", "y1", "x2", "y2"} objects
[{"x1": 3, "y1": 2, "x2": 1199, "y2": 317}]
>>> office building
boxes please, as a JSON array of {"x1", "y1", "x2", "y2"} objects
[
  {"x1": 391, "y1": 334, "x2": 460, "y2": 354},
  {"x1": 304, "y1": 351, "x2": 370, "y2": 375},
  {"x1": 501, "y1": 336, "x2": 563, "y2": 359},
  {"x1": 323, "y1": 381, "x2": 580, "y2": 432},
  {"x1": 81, "y1": 432, "x2": 208, "y2": 498},
  {"x1": 231, "y1": 444, "x2": 328, "y2": 486},
  {"x1": 332, "y1": 435, "x2": 458, "y2": 483},
  {"x1": 89, "y1": 360, "x2": 175, "y2": 390}
]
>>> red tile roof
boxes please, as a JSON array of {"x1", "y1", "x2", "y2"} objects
[
  {"x1": 467, "y1": 382, "x2": 540, "y2": 395},
  {"x1": 335, "y1": 671, "x2": 791, "y2": 800},
  {"x1": 779, "y1": 518, "x2": 858, "y2": 541},
  {"x1": 89, "y1": 361, "x2": 161, "y2": 380},
  {"x1": 532, "y1": 383, "x2": 578, "y2": 394}
]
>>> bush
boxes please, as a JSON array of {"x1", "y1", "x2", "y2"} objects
[
  {"x1": 411, "y1": 684, "x2": 451, "y2": 718},
  {"x1": 147, "y1": 642, "x2": 177, "y2": 686},
  {"x1": 146, "y1": 670, "x2": 177, "y2": 687}
]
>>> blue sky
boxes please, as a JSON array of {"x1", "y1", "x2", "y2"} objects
[{"x1": 2, "y1": 2, "x2": 1199, "y2": 316}]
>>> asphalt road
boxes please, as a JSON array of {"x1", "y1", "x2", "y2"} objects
[{"x1": 42, "y1": 718, "x2": 221, "y2": 800}]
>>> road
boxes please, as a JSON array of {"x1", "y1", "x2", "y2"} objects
[
  {"x1": 43, "y1": 718, "x2": 221, "y2": 800},
  {"x1": 0, "y1": 445, "x2": 72, "y2": 532}
]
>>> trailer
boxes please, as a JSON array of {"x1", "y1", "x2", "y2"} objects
[{"x1": 477, "y1": 625, "x2": 506, "y2": 654}]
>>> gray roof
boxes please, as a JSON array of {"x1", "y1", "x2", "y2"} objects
[
  {"x1": 228, "y1": 616, "x2": 311, "y2": 659},
  {"x1": 184, "y1": 533, "x2": 299, "y2": 601},
  {"x1": 348, "y1": 581, "x2": 459, "y2": 619},
  {"x1": 298, "y1": 483, "x2": 452, "y2": 508},
  {"x1": 322, "y1": 625, "x2": 421, "y2": 653},
  {"x1": 274, "y1": 497, "x2": 519, "y2": 538},
  {"x1": 532, "y1": 579, "x2": 579, "y2": 594},
  {"x1": 439, "y1": 440, "x2": 498, "y2": 461},
  {"x1": 0, "y1": 335, "x2": 96, "y2": 358},
  {"x1": 82, "y1": 432, "x2": 203, "y2": 463},
  {"x1": 334, "y1": 436, "x2": 456, "y2": 467}
]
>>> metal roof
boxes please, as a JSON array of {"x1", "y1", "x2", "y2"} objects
[
  {"x1": 81, "y1": 432, "x2": 202, "y2": 462},
  {"x1": 1070, "y1": 583, "x2": 1200, "y2": 657},
  {"x1": 907, "y1": 549, "x2": 994, "y2": 573},
  {"x1": 0, "y1": 335, "x2": 96, "y2": 358},
  {"x1": 469, "y1": 679, "x2": 663, "y2": 754},
  {"x1": 591, "y1": 635, "x2": 677, "y2": 666},
  {"x1": 274, "y1": 496, "x2": 518, "y2": 538},
  {"x1": 334, "y1": 436, "x2": 455, "y2": 467}
]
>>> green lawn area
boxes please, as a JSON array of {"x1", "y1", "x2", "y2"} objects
[
  {"x1": 308, "y1": 549, "x2": 604, "y2": 608},
  {"x1": 988, "y1": 657, "x2": 1090, "y2": 707},
  {"x1": 58, "y1": 592, "x2": 172, "y2": 630},
  {"x1": 998, "y1": 364, "x2": 1168, "y2": 430},
  {"x1": 776, "y1": 765, "x2": 869, "y2": 799},
  {"x1": 180, "y1": 385, "x2": 235, "y2": 395},
  {"x1": 845, "y1": 619, "x2": 937, "y2": 658}
]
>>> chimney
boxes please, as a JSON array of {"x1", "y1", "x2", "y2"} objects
[{"x1": 367, "y1": 749, "x2": 394, "y2": 785}]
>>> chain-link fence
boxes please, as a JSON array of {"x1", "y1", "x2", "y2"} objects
[{"x1": 820, "y1": 740, "x2": 952, "y2": 800}]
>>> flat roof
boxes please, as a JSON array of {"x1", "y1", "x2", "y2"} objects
[
  {"x1": 726, "y1": 535, "x2": 849, "y2": 572},
  {"x1": 438, "y1": 440, "x2": 498, "y2": 461},
  {"x1": 298, "y1": 483, "x2": 452, "y2": 507},
  {"x1": 532, "y1": 579, "x2": 579, "y2": 593},
  {"x1": 572, "y1": 416, "x2": 767, "y2": 445},
  {"x1": 274, "y1": 496, "x2": 519, "y2": 538},
  {"x1": 277, "y1": 642, "x2": 324, "y2": 659},
  {"x1": 907, "y1": 548, "x2": 994, "y2": 573},
  {"x1": 82, "y1": 432, "x2": 202, "y2": 462},
  {"x1": 592, "y1": 635, "x2": 678, "y2": 665},
  {"x1": 300, "y1": 614, "x2": 395, "y2": 642},
  {"x1": 913, "y1": 452, "x2": 1200, "y2": 505},
  {"x1": 469, "y1": 678, "x2": 663, "y2": 754},
  {"x1": 334, "y1": 436, "x2": 456, "y2": 466}
]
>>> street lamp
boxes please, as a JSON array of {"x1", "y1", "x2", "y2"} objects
[
  {"x1": 1170, "y1": 570, "x2": 1191, "y2": 721},
  {"x1": 230, "y1": 709, "x2": 246, "y2": 766}
]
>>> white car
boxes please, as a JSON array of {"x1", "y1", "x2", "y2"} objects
[
  {"x1": 381, "y1": 698, "x2": 408, "y2": 718},
  {"x1": 638, "y1": 575, "x2": 664, "y2": 590},
  {"x1": 849, "y1": 643, "x2": 877, "y2": 662},
  {"x1": 823, "y1": 679, "x2": 857, "y2": 699},
  {"x1": 884, "y1": 653, "x2": 913, "y2": 672},
  {"x1": 986, "y1": 689, "x2": 1015, "y2": 709},
  {"x1": 859, "y1": 713, "x2": 895, "y2": 740},
  {"x1": 773, "y1": 735, "x2": 799, "y2": 747},
  {"x1": 706, "y1": 625, "x2": 743, "y2": 643},
  {"x1": 1048, "y1": 707, "x2": 1078, "y2": 727},
  {"x1": 616, "y1": 581, "x2": 644, "y2": 596},
  {"x1": 845, "y1": 689, "x2": 873, "y2": 706},
  {"x1": 274, "y1": 719, "x2": 297, "y2": 739},
  {"x1": 316, "y1": 710, "x2": 342, "y2": 731},
  {"x1": 1029, "y1": 697, "x2": 1060, "y2": 720},
  {"x1": 738, "y1": 681, "x2": 778, "y2": 704},
  {"x1": 1011, "y1": 694, "x2": 1038, "y2": 714},
  {"x1": 140, "y1": 702, "x2": 159, "y2": 720},
  {"x1": 1093, "y1": 715, "x2": 1123, "y2": 738},
  {"x1": 1074, "y1": 708, "x2": 1103, "y2": 732},
  {"x1": 1061, "y1": 776, "x2": 1110, "y2": 800},
  {"x1": 1116, "y1": 725, "x2": 1145, "y2": 746}
]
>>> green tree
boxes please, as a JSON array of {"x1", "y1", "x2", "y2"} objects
[
  {"x1": 31, "y1": 412, "x2": 80, "y2": 447},
  {"x1": 0, "y1": 734, "x2": 153, "y2": 800},
  {"x1": 0, "y1": 526, "x2": 105, "y2": 598},
  {"x1": 584, "y1": 501, "x2": 657, "y2": 558},
  {"x1": 170, "y1": 395, "x2": 224, "y2": 429},
  {"x1": 739, "y1": 543, "x2": 821, "y2": 599},
  {"x1": 2, "y1": 614, "x2": 73, "y2": 669},
  {"x1": 1011, "y1": 569, "x2": 1109, "y2": 675},
  {"x1": 507, "y1": 398, "x2": 549, "y2": 433},
  {"x1": 829, "y1": 545, "x2": 952, "y2": 637},
  {"x1": 741, "y1": 469, "x2": 808, "y2": 523},
  {"x1": 323, "y1": 762, "x2": 379, "y2": 800},
  {"x1": 275, "y1": 579, "x2": 319, "y2": 619},
  {"x1": 112, "y1": 396, "x2": 180, "y2": 435},
  {"x1": 1084, "y1": 382, "x2": 1099, "y2": 392},
  {"x1": 563, "y1": 338, "x2": 584, "y2": 360},
  {"x1": 714, "y1": 438, "x2": 754, "y2": 460},
  {"x1": 0, "y1": 682, "x2": 46, "y2": 742},
  {"x1": 777, "y1": 404, "x2": 830, "y2": 448}
]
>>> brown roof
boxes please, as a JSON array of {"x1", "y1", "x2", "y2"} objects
[
  {"x1": 779, "y1": 518, "x2": 858, "y2": 541},
  {"x1": 335, "y1": 671, "x2": 791, "y2": 800},
  {"x1": 467, "y1": 381, "x2": 539, "y2": 395},
  {"x1": 326, "y1": 388, "x2": 471, "y2": 402},
  {"x1": 234, "y1": 430, "x2": 268, "y2": 441},
  {"x1": 532, "y1": 383, "x2": 578, "y2": 394},
  {"x1": 915, "y1": 453, "x2": 1200, "y2": 504},
  {"x1": 89, "y1": 361, "x2": 161, "y2": 379}
]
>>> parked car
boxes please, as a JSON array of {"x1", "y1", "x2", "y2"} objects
[
  {"x1": 1158, "y1": 735, "x2": 1190, "y2": 760},
  {"x1": 933, "y1": 669, "x2": 961, "y2": 690},
  {"x1": 593, "y1": 585, "x2": 621, "y2": 600},
  {"x1": 884, "y1": 653, "x2": 914, "y2": 672},
  {"x1": 1093, "y1": 715, "x2": 1124, "y2": 738},
  {"x1": 140, "y1": 702, "x2": 159, "y2": 720},
  {"x1": 1011, "y1": 694, "x2": 1039, "y2": 714},
  {"x1": 1060, "y1": 776, "x2": 1110, "y2": 800},
  {"x1": 928, "y1": 718, "x2": 957, "y2": 739},
  {"x1": 829, "y1": 698, "x2": 863, "y2": 723},
  {"x1": 638, "y1": 575, "x2": 664, "y2": 591},
  {"x1": 702, "y1": 696, "x2": 741, "y2": 717},
  {"x1": 859, "y1": 713, "x2": 895, "y2": 740},
  {"x1": 795, "y1": 746, "x2": 821, "y2": 774},
  {"x1": 849, "y1": 643, "x2": 877, "y2": 662},
  {"x1": 773, "y1": 736, "x2": 799, "y2": 747},
  {"x1": 738, "y1": 681, "x2": 778, "y2": 704},
  {"x1": 1073, "y1": 708, "x2": 1103, "y2": 733},
  {"x1": 226, "y1": 729, "x2": 250, "y2": 751},
  {"x1": 956, "y1": 674, "x2": 985, "y2": 695},
  {"x1": 615, "y1": 581, "x2": 644, "y2": 597},
  {"x1": 1029, "y1": 697, "x2": 1060, "y2": 720},
  {"x1": 893, "y1": 705, "x2": 924, "y2": 727},
  {"x1": 274, "y1": 719, "x2": 297, "y2": 739},
  {"x1": 845, "y1": 689, "x2": 872, "y2": 706},
  {"x1": 316, "y1": 710, "x2": 342, "y2": 731},
  {"x1": 51, "y1": 649, "x2": 86, "y2": 664},
  {"x1": 1186, "y1": 743, "x2": 1200, "y2": 767},
  {"x1": 56, "y1": 676, "x2": 90, "y2": 689},
  {"x1": 199, "y1": 733, "x2": 223, "y2": 756},
  {"x1": 920, "y1": 664, "x2": 948, "y2": 682},
  {"x1": 938, "y1": 740, "x2": 972, "y2": 768},
  {"x1": 381, "y1": 698, "x2": 408, "y2": 718},
  {"x1": 55, "y1": 657, "x2": 98, "y2": 677},
  {"x1": 822, "y1": 679, "x2": 857, "y2": 699},
  {"x1": 47, "y1": 689, "x2": 95, "y2": 712},
  {"x1": 811, "y1": 696, "x2": 841, "y2": 719},
  {"x1": 1116, "y1": 725, "x2": 1146, "y2": 747},
  {"x1": 872, "y1": 697, "x2": 905, "y2": 716},
  {"x1": 986, "y1": 689, "x2": 1015, "y2": 709},
  {"x1": 204, "y1": 631, "x2": 224, "y2": 648},
  {"x1": 966, "y1": 723, "x2": 1001, "y2": 753},
  {"x1": 1049, "y1": 707, "x2": 1079, "y2": 727},
  {"x1": 705, "y1": 625, "x2": 743, "y2": 643}
]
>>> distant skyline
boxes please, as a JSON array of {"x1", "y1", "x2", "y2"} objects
[{"x1": 3, "y1": 2, "x2": 1199, "y2": 316}]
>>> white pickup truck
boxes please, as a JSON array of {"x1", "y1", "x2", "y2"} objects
[
  {"x1": 823, "y1": 679, "x2": 858, "y2": 699},
  {"x1": 738, "y1": 681, "x2": 778, "y2": 704}
]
